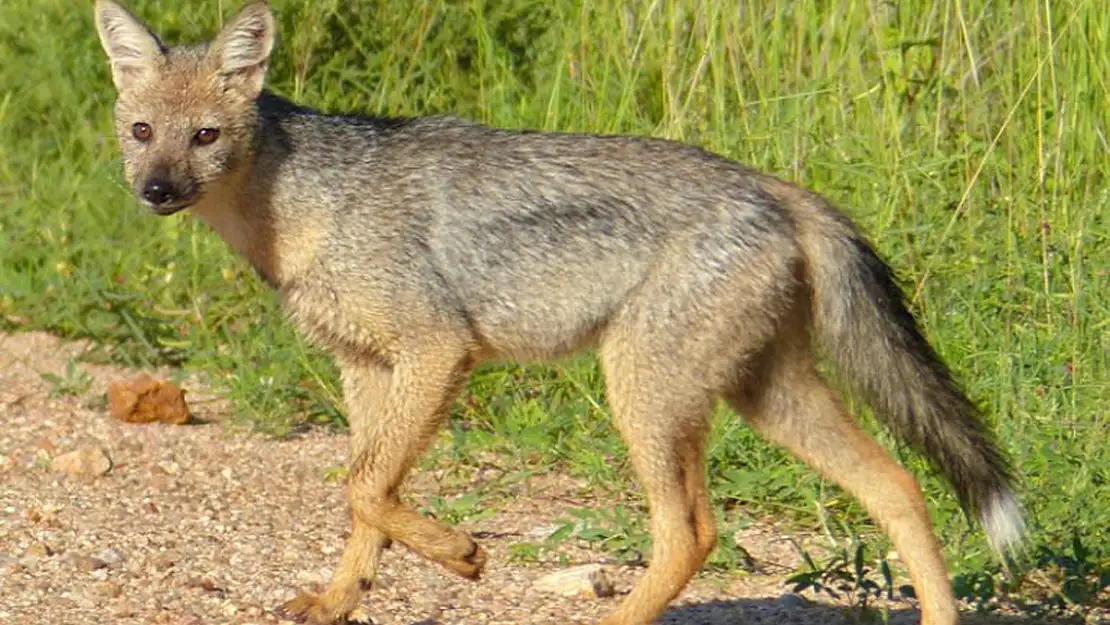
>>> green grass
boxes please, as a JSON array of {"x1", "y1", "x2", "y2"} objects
[{"x1": 3, "y1": 0, "x2": 1110, "y2": 612}]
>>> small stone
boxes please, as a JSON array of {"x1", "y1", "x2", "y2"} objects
[
  {"x1": 525, "y1": 523, "x2": 563, "y2": 539},
  {"x1": 96, "y1": 581, "x2": 123, "y2": 598},
  {"x1": 107, "y1": 374, "x2": 190, "y2": 425},
  {"x1": 151, "y1": 553, "x2": 176, "y2": 571},
  {"x1": 73, "y1": 554, "x2": 108, "y2": 573},
  {"x1": 24, "y1": 542, "x2": 51, "y2": 558},
  {"x1": 295, "y1": 568, "x2": 328, "y2": 585},
  {"x1": 111, "y1": 599, "x2": 135, "y2": 618},
  {"x1": 51, "y1": 446, "x2": 112, "y2": 477},
  {"x1": 532, "y1": 564, "x2": 616, "y2": 599},
  {"x1": 186, "y1": 576, "x2": 222, "y2": 592},
  {"x1": 18, "y1": 543, "x2": 51, "y2": 569},
  {"x1": 155, "y1": 460, "x2": 180, "y2": 475},
  {"x1": 94, "y1": 547, "x2": 124, "y2": 569},
  {"x1": 149, "y1": 473, "x2": 178, "y2": 491}
]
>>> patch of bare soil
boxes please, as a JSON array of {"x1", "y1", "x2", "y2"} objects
[{"x1": 0, "y1": 332, "x2": 1046, "y2": 624}]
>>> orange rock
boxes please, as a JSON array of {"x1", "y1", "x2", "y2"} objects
[{"x1": 106, "y1": 374, "x2": 189, "y2": 425}]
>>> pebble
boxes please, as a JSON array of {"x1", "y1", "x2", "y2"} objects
[
  {"x1": 532, "y1": 564, "x2": 616, "y2": 599},
  {"x1": 94, "y1": 547, "x2": 124, "y2": 568},
  {"x1": 72, "y1": 554, "x2": 108, "y2": 573},
  {"x1": 51, "y1": 446, "x2": 112, "y2": 477},
  {"x1": 95, "y1": 581, "x2": 123, "y2": 598}
]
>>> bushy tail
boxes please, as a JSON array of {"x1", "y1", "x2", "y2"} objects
[{"x1": 782, "y1": 185, "x2": 1023, "y2": 558}]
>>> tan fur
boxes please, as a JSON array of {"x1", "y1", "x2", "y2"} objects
[{"x1": 94, "y1": 2, "x2": 1022, "y2": 624}]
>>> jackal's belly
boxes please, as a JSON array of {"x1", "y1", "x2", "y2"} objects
[
  {"x1": 460, "y1": 276, "x2": 630, "y2": 363},
  {"x1": 468, "y1": 304, "x2": 609, "y2": 362}
]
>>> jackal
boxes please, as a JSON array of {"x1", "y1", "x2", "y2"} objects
[{"x1": 93, "y1": 1, "x2": 1022, "y2": 623}]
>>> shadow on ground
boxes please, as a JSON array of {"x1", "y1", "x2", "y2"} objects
[
  {"x1": 654, "y1": 597, "x2": 1071, "y2": 625},
  {"x1": 400, "y1": 597, "x2": 1075, "y2": 625}
]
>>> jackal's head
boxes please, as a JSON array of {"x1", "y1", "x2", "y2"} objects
[{"x1": 94, "y1": 0, "x2": 274, "y2": 215}]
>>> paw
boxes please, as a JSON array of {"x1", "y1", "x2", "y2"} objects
[
  {"x1": 274, "y1": 591, "x2": 354, "y2": 624},
  {"x1": 441, "y1": 536, "x2": 487, "y2": 580}
]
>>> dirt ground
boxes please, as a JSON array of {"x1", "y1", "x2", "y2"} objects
[{"x1": 0, "y1": 332, "x2": 1055, "y2": 625}]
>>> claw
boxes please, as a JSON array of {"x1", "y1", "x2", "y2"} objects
[
  {"x1": 275, "y1": 591, "x2": 353, "y2": 624},
  {"x1": 444, "y1": 539, "x2": 487, "y2": 580}
]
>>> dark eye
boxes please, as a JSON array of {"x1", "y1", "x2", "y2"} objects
[
  {"x1": 131, "y1": 122, "x2": 152, "y2": 142},
  {"x1": 194, "y1": 128, "x2": 220, "y2": 146}
]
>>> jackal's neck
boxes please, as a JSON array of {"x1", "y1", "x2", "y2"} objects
[
  {"x1": 187, "y1": 168, "x2": 277, "y2": 288},
  {"x1": 188, "y1": 91, "x2": 397, "y2": 289},
  {"x1": 187, "y1": 100, "x2": 325, "y2": 290}
]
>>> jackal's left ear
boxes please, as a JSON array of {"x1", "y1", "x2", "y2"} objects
[
  {"x1": 208, "y1": 1, "x2": 275, "y2": 98},
  {"x1": 94, "y1": 0, "x2": 166, "y2": 91}
]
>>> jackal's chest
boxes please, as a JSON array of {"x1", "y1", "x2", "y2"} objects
[{"x1": 278, "y1": 279, "x2": 400, "y2": 363}]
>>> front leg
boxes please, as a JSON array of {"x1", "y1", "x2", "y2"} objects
[{"x1": 278, "y1": 339, "x2": 479, "y2": 624}]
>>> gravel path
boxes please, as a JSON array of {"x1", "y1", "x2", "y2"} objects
[{"x1": 0, "y1": 332, "x2": 1047, "y2": 625}]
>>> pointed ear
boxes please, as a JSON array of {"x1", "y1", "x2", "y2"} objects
[
  {"x1": 207, "y1": 1, "x2": 275, "y2": 98},
  {"x1": 94, "y1": 0, "x2": 165, "y2": 91}
]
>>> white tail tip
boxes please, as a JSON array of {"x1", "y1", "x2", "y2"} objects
[{"x1": 980, "y1": 489, "x2": 1024, "y2": 558}]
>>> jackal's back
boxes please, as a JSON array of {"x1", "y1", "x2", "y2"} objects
[{"x1": 267, "y1": 101, "x2": 796, "y2": 360}]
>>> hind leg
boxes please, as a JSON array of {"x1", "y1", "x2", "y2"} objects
[
  {"x1": 589, "y1": 238, "x2": 806, "y2": 625},
  {"x1": 727, "y1": 338, "x2": 957, "y2": 625},
  {"x1": 593, "y1": 343, "x2": 719, "y2": 625}
]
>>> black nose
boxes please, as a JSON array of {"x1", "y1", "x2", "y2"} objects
[{"x1": 142, "y1": 179, "x2": 177, "y2": 205}]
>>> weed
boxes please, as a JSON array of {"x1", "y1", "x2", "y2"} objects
[
  {"x1": 39, "y1": 358, "x2": 93, "y2": 400},
  {"x1": 787, "y1": 540, "x2": 900, "y2": 621},
  {"x1": 506, "y1": 542, "x2": 545, "y2": 564},
  {"x1": 321, "y1": 465, "x2": 349, "y2": 484},
  {"x1": 546, "y1": 506, "x2": 651, "y2": 566},
  {"x1": 420, "y1": 492, "x2": 498, "y2": 526},
  {"x1": 1006, "y1": 533, "x2": 1110, "y2": 616}
]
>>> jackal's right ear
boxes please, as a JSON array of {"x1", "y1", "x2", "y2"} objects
[{"x1": 94, "y1": 0, "x2": 164, "y2": 91}]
